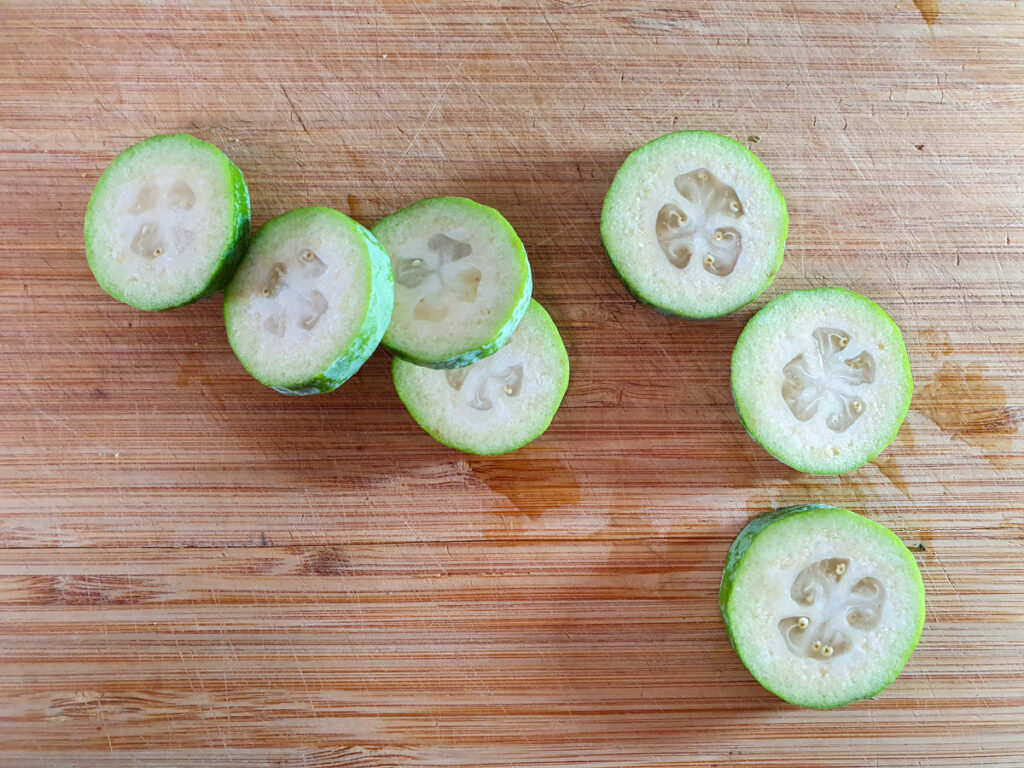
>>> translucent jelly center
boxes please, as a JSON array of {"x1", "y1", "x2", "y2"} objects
[
  {"x1": 778, "y1": 557, "x2": 886, "y2": 661},
  {"x1": 393, "y1": 233, "x2": 482, "y2": 323},
  {"x1": 444, "y1": 362, "x2": 524, "y2": 412},
  {"x1": 655, "y1": 168, "x2": 744, "y2": 276},
  {"x1": 256, "y1": 248, "x2": 330, "y2": 337},
  {"x1": 125, "y1": 180, "x2": 198, "y2": 260},
  {"x1": 782, "y1": 327, "x2": 876, "y2": 433}
]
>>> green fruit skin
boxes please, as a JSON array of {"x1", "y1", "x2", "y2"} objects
[
  {"x1": 392, "y1": 299, "x2": 569, "y2": 455},
  {"x1": 84, "y1": 133, "x2": 251, "y2": 311},
  {"x1": 720, "y1": 504, "x2": 926, "y2": 709},
  {"x1": 374, "y1": 196, "x2": 533, "y2": 369},
  {"x1": 225, "y1": 207, "x2": 394, "y2": 396},
  {"x1": 600, "y1": 130, "x2": 788, "y2": 319},
  {"x1": 731, "y1": 287, "x2": 914, "y2": 475}
]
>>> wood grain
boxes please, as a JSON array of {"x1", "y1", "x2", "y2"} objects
[{"x1": 1, "y1": 1, "x2": 1022, "y2": 765}]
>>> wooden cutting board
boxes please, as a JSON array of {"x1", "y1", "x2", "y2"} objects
[{"x1": 1, "y1": 2, "x2": 1022, "y2": 765}]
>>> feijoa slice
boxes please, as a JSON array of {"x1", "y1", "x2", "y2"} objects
[
  {"x1": 732, "y1": 287, "x2": 913, "y2": 474},
  {"x1": 720, "y1": 504, "x2": 925, "y2": 709},
  {"x1": 392, "y1": 299, "x2": 568, "y2": 454},
  {"x1": 372, "y1": 197, "x2": 532, "y2": 369},
  {"x1": 601, "y1": 130, "x2": 787, "y2": 318},
  {"x1": 224, "y1": 207, "x2": 394, "y2": 395},
  {"x1": 84, "y1": 133, "x2": 250, "y2": 311}
]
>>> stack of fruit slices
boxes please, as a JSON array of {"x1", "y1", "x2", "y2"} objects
[
  {"x1": 373, "y1": 197, "x2": 569, "y2": 455},
  {"x1": 83, "y1": 134, "x2": 569, "y2": 455},
  {"x1": 223, "y1": 195, "x2": 569, "y2": 454}
]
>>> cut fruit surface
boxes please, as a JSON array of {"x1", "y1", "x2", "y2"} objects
[
  {"x1": 372, "y1": 197, "x2": 532, "y2": 368},
  {"x1": 731, "y1": 287, "x2": 912, "y2": 474},
  {"x1": 84, "y1": 133, "x2": 250, "y2": 311},
  {"x1": 601, "y1": 131, "x2": 787, "y2": 318},
  {"x1": 392, "y1": 300, "x2": 568, "y2": 454},
  {"x1": 224, "y1": 207, "x2": 393, "y2": 395},
  {"x1": 720, "y1": 505, "x2": 925, "y2": 709}
]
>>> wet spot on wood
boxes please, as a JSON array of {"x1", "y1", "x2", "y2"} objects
[
  {"x1": 347, "y1": 193, "x2": 362, "y2": 221},
  {"x1": 913, "y1": 0, "x2": 939, "y2": 25},
  {"x1": 303, "y1": 546, "x2": 351, "y2": 576},
  {"x1": 916, "y1": 362, "x2": 1020, "y2": 464},
  {"x1": 174, "y1": 358, "x2": 226, "y2": 410},
  {"x1": 344, "y1": 146, "x2": 364, "y2": 170},
  {"x1": 471, "y1": 456, "x2": 581, "y2": 515},
  {"x1": 916, "y1": 327, "x2": 954, "y2": 358}
]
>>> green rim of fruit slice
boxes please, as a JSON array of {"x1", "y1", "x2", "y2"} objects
[
  {"x1": 84, "y1": 133, "x2": 250, "y2": 311},
  {"x1": 392, "y1": 299, "x2": 569, "y2": 454},
  {"x1": 601, "y1": 130, "x2": 787, "y2": 318},
  {"x1": 224, "y1": 207, "x2": 394, "y2": 395},
  {"x1": 372, "y1": 196, "x2": 532, "y2": 368},
  {"x1": 720, "y1": 505, "x2": 925, "y2": 709},
  {"x1": 731, "y1": 287, "x2": 913, "y2": 474}
]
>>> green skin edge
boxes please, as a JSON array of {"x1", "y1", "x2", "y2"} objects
[
  {"x1": 719, "y1": 505, "x2": 926, "y2": 709},
  {"x1": 373, "y1": 196, "x2": 533, "y2": 369},
  {"x1": 392, "y1": 299, "x2": 569, "y2": 455},
  {"x1": 600, "y1": 130, "x2": 788, "y2": 319},
  {"x1": 225, "y1": 207, "x2": 394, "y2": 396},
  {"x1": 731, "y1": 286, "x2": 914, "y2": 475},
  {"x1": 84, "y1": 133, "x2": 251, "y2": 311}
]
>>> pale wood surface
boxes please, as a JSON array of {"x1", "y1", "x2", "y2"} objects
[{"x1": 1, "y1": 2, "x2": 1023, "y2": 766}]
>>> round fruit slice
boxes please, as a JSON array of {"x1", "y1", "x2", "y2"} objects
[
  {"x1": 720, "y1": 505, "x2": 925, "y2": 709},
  {"x1": 731, "y1": 287, "x2": 912, "y2": 475},
  {"x1": 601, "y1": 131, "x2": 787, "y2": 318},
  {"x1": 372, "y1": 197, "x2": 532, "y2": 368},
  {"x1": 84, "y1": 133, "x2": 250, "y2": 311},
  {"x1": 224, "y1": 207, "x2": 394, "y2": 395},
  {"x1": 393, "y1": 300, "x2": 568, "y2": 454}
]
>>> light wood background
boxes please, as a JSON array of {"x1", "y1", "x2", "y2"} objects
[{"x1": 1, "y1": 2, "x2": 1022, "y2": 766}]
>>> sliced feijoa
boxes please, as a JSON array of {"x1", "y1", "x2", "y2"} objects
[
  {"x1": 720, "y1": 505, "x2": 925, "y2": 709},
  {"x1": 84, "y1": 133, "x2": 250, "y2": 311},
  {"x1": 224, "y1": 207, "x2": 394, "y2": 395},
  {"x1": 601, "y1": 131, "x2": 787, "y2": 318},
  {"x1": 392, "y1": 300, "x2": 568, "y2": 454},
  {"x1": 731, "y1": 287, "x2": 912, "y2": 475},
  {"x1": 372, "y1": 197, "x2": 532, "y2": 368}
]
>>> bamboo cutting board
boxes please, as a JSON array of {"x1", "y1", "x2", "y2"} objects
[{"x1": 1, "y1": 2, "x2": 1022, "y2": 766}]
